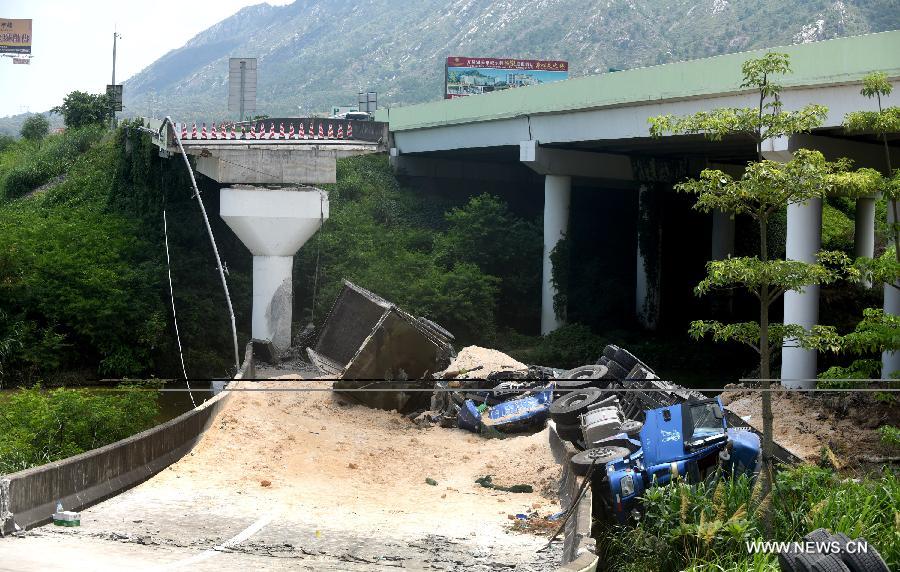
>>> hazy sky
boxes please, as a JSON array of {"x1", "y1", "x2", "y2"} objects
[{"x1": 0, "y1": 0, "x2": 292, "y2": 118}]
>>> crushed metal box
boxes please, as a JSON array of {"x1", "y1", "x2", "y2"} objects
[{"x1": 309, "y1": 281, "x2": 455, "y2": 411}]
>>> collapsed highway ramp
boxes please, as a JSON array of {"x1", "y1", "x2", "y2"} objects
[{"x1": 2, "y1": 376, "x2": 565, "y2": 571}]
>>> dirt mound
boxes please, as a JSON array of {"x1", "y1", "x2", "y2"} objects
[
  {"x1": 724, "y1": 389, "x2": 897, "y2": 469},
  {"x1": 147, "y1": 376, "x2": 561, "y2": 538},
  {"x1": 444, "y1": 346, "x2": 527, "y2": 378}
]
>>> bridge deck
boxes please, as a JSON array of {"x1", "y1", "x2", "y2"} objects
[{"x1": 3, "y1": 375, "x2": 562, "y2": 571}]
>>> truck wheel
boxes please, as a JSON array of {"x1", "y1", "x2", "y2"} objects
[
  {"x1": 554, "y1": 421, "x2": 583, "y2": 443},
  {"x1": 571, "y1": 446, "x2": 631, "y2": 475},
  {"x1": 802, "y1": 554, "x2": 851, "y2": 572},
  {"x1": 804, "y1": 529, "x2": 836, "y2": 544},
  {"x1": 840, "y1": 540, "x2": 890, "y2": 572},
  {"x1": 563, "y1": 364, "x2": 608, "y2": 380},
  {"x1": 612, "y1": 347, "x2": 640, "y2": 372},
  {"x1": 549, "y1": 388, "x2": 603, "y2": 425},
  {"x1": 555, "y1": 378, "x2": 596, "y2": 392},
  {"x1": 620, "y1": 420, "x2": 643, "y2": 437},
  {"x1": 596, "y1": 356, "x2": 610, "y2": 366},
  {"x1": 605, "y1": 360, "x2": 628, "y2": 380},
  {"x1": 602, "y1": 344, "x2": 621, "y2": 362}
]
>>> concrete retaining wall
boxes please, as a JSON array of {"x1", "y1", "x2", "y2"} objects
[
  {"x1": 0, "y1": 343, "x2": 255, "y2": 536},
  {"x1": 548, "y1": 420, "x2": 599, "y2": 571}
]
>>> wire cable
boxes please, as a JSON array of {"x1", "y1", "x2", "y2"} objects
[{"x1": 163, "y1": 209, "x2": 195, "y2": 408}]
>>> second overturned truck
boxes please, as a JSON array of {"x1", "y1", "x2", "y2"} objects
[{"x1": 554, "y1": 396, "x2": 760, "y2": 523}]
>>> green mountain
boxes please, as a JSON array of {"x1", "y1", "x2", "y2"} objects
[{"x1": 2, "y1": 0, "x2": 898, "y2": 133}]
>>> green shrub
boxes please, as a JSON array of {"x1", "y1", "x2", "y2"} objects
[
  {"x1": 599, "y1": 465, "x2": 899, "y2": 572},
  {"x1": 505, "y1": 323, "x2": 606, "y2": 368},
  {"x1": 20, "y1": 114, "x2": 49, "y2": 141},
  {"x1": 0, "y1": 385, "x2": 160, "y2": 474}
]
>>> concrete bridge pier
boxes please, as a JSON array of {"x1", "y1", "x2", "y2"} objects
[
  {"x1": 220, "y1": 187, "x2": 329, "y2": 351},
  {"x1": 780, "y1": 198, "x2": 823, "y2": 388},
  {"x1": 542, "y1": 175, "x2": 571, "y2": 334}
]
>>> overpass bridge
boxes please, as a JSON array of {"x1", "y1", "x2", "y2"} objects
[{"x1": 378, "y1": 30, "x2": 900, "y2": 385}]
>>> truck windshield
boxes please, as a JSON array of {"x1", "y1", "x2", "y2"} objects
[{"x1": 687, "y1": 402, "x2": 724, "y2": 440}]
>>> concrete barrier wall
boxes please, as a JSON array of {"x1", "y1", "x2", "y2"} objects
[
  {"x1": 548, "y1": 421, "x2": 599, "y2": 572},
  {"x1": 0, "y1": 343, "x2": 255, "y2": 536}
]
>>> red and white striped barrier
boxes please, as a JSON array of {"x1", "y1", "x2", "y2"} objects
[{"x1": 177, "y1": 119, "x2": 358, "y2": 141}]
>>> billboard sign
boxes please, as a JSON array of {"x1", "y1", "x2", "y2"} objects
[
  {"x1": 228, "y1": 58, "x2": 257, "y2": 120},
  {"x1": 0, "y1": 18, "x2": 31, "y2": 55},
  {"x1": 445, "y1": 56, "x2": 568, "y2": 99},
  {"x1": 12, "y1": 57, "x2": 29, "y2": 64},
  {"x1": 106, "y1": 84, "x2": 123, "y2": 111}
]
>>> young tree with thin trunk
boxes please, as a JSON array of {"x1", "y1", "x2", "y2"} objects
[{"x1": 648, "y1": 54, "x2": 871, "y2": 471}]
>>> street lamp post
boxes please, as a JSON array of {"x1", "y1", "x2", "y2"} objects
[{"x1": 111, "y1": 31, "x2": 121, "y2": 129}]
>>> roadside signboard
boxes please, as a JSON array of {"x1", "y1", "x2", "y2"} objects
[
  {"x1": 444, "y1": 56, "x2": 568, "y2": 99},
  {"x1": 0, "y1": 18, "x2": 32, "y2": 55},
  {"x1": 106, "y1": 84, "x2": 123, "y2": 111},
  {"x1": 12, "y1": 57, "x2": 29, "y2": 64}
]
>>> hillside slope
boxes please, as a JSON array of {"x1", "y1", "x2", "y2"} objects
[
  {"x1": 119, "y1": 0, "x2": 900, "y2": 122},
  {"x1": 1, "y1": 0, "x2": 897, "y2": 134}
]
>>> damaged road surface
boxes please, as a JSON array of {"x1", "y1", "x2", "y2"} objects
[{"x1": 2, "y1": 376, "x2": 562, "y2": 572}]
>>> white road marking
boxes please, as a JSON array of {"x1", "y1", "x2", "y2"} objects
[{"x1": 159, "y1": 511, "x2": 276, "y2": 570}]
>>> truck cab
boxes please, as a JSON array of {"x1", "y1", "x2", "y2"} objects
[{"x1": 597, "y1": 398, "x2": 761, "y2": 523}]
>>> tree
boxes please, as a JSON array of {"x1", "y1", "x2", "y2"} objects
[
  {"x1": 649, "y1": 54, "x2": 874, "y2": 474},
  {"x1": 20, "y1": 114, "x2": 49, "y2": 141},
  {"x1": 51, "y1": 91, "x2": 112, "y2": 129}
]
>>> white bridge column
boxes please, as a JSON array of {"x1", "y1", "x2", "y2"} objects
[
  {"x1": 780, "y1": 198, "x2": 822, "y2": 388},
  {"x1": 220, "y1": 187, "x2": 329, "y2": 352},
  {"x1": 252, "y1": 256, "x2": 294, "y2": 350},
  {"x1": 884, "y1": 203, "x2": 900, "y2": 379},
  {"x1": 542, "y1": 175, "x2": 571, "y2": 335}
]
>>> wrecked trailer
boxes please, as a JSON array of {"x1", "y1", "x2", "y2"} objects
[{"x1": 308, "y1": 281, "x2": 455, "y2": 412}]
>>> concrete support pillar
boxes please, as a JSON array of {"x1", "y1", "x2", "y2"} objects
[
  {"x1": 252, "y1": 256, "x2": 294, "y2": 351},
  {"x1": 542, "y1": 175, "x2": 571, "y2": 335},
  {"x1": 780, "y1": 198, "x2": 822, "y2": 388},
  {"x1": 220, "y1": 187, "x2": 329, "y2": 353},
  {"x1": 855, "y1": 196, "x2": 876, "y2": 288},
  {"x1": 883, "y1": 202, "x2": 900, "y2": 379},
  {"x1": 711, "y1": 209, "x2": 735, "y2": 261},
  {"x1": 635, "y1": 184, "x2": 662, "y2": 330}
]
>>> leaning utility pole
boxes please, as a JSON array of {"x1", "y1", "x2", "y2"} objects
[{"x1": 110, "y1": 30, "x2": 121, "y2": 129}]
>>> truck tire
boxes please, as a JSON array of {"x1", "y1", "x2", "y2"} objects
[
  {"x1": 606, "y1": 360, "x2": 628, "y2": 380},
  {"x1": 840, "y1": 540, "x2": 890, "y2": 572},
  {"x1": 803, "y1": 554, "x2": 851, "y2": 572},
  {"x1": 554, "y1": 421, "x2": 583, "y2": 443},
  {"x1": 778, "y1": 551, "x2": 803, "y2": 572},
  {"x1": 805, "y1": 529, "x2": 836, "y2": 544},
  {"x1": 612, "y1": 347, "x2": 641, "y2": 372},
  {"x1": 620, "y1": 419, "x2": 643, "y2": 437},
  {"x1": 571, "y1": 446, "x2": 631, "y2": 475},
  {"x1": 555, "y1": 378, "x2": 597, "y2": 393},
  {"x1": 563, "y1": 364, "x2": 608, "y2": 380},
  {"x1": 549, "y1": 388, "x2": 603, "y2": 425},
  {"x1": 596, "y1": 356, "x2": 610, "y2": 366},
  {"x1": 602, "y1": 344, "x2": 621, "y2": 362}
]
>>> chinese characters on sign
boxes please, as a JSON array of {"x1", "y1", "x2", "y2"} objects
[
  {"x1": 445, "y1": 56, "x2": 568, "y2": 99},
  {"x1": 0, "y1": 18, "x2": 32, "y2": 55}
]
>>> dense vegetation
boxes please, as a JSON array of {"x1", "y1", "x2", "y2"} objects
[
  {"x1": 599, "y1": 465, "x2": 899, "y2": 571},
  {"x1": 0, "y1": 385, "x2": 160, "y2": 474}
]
